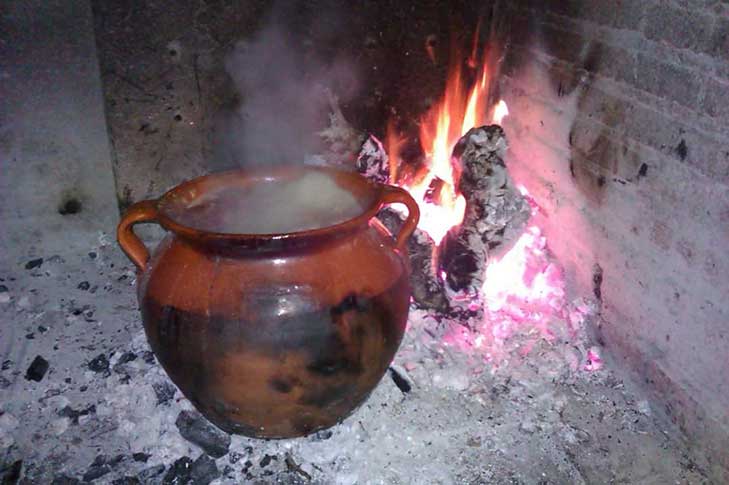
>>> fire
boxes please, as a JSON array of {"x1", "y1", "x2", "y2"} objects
[
  {"x1": 492, "y1": 100, "x2": 509, "y2": 125},
  {"x1": 379, "y1": 35, "x2": 600, "y2": 372},
  {"x1": 386, "y1": 46, "x2": 503, "y2": 245}
]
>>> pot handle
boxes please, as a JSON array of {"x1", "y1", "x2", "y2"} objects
[
  {"x1": 117, "y1": 200, "x2": 159, "y2": 272},
  {"x1": 380, "y1": 185, "x2": 420, "y2": 252}
]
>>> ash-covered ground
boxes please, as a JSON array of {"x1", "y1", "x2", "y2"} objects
[{"x1": 0, "y1": 234, "x2": 712, "y2": 484}]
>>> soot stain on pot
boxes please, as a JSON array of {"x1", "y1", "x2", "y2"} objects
[
  {"x1": 269, "y1": 376, "x2": 297, "y2": 394},
  {"x1": 139, "y1": 272, "x2": 410, "y2": 437},
  {"x1": 331, "y1": 293, "x2": 371, "y2": 315},
  {"x1": 144, "y1": 304, "x2": 214, "y2": 406},
  {"x1": 299, "y1": 382, "x2": 355, "y2": 408}
]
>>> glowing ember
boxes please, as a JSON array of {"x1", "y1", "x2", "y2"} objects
[
  {"x1": 584, "y1": 347, "x2": 604, "y2": 371},
  {"x1": 482, "y1": 225, "x2": 563, "y2": 316},
  {"x1": 438, "y1": 187, "x2": 596, "y2": 369}
]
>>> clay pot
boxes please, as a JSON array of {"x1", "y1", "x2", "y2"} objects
[{"x1": 117, "y1": 166, "x2": 419, "y2": 438}]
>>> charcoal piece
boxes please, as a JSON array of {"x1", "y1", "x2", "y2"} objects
[
  {"x1": 285, "y1": 454, "x2": 312, "y2": 481},
  {"x1": 440, "y1": 125, "x2": 529, "y2": 300},
  {"x1": 77, "y1": 281, "x2": 90, "y2": 291},
  {"x1": 0, "y1": 285, "x2": 8, "y2": 292},
  {"x1": 82, "y1": 455, "x2": 113, "y2": 482},
  {"x1": 141, "y1": 351, "x2": 156, "y2": 364},
  {"x1": 175, "y1": 410, "x2": 231, "y2": 458},
  {"x1": 116, "y1": 351, "x2": 137, "y2": 365},
  {"x1": 1, "y1": 460, "x2": 22, "y2": 484},
  {"x1": 162, "y1": 457, "x2": 193, "y2": 485},
  {"x1": 153, "y1": 381, "x2": 177, "y2": 405},
  {"x1": 113, "y1": 351, "x2": 138, "y2": 375},
  {"x1": 25, "y1": 355, "x2": 49, "y2": 382},
  {"x1": 112, "y1": 477, "x2": 141, "y2": 485},
  {"x1": 259, "y1": 455, "x2": 273, "y2": 468},
  {"x1": 132, "y1": 453, "x2": 150, "y2": 463},
  {"x1": 25, "y1": 258, "x2": 43, "y2": 270},
  {"x1": 59, "y1": 404, "x2": 96, "y2": 425},
  {"x1": 88, "y1": 354, "x2": 110, "y2": 374},
  {"x1": 137, "y1": 465, "x2": 165, "y2": 482},
  {"x1": 190, "y1": 455, "x2": 220, "y2": 485},
  {"x1": 51, "y1": 475, "x2": 81, "y2": 485},
  {"x1": 356, "y1": 135, "x2": 390, "y2": 183},
  {"x1": 388, "y1": 366, "x2": 412, "y2": 393}
]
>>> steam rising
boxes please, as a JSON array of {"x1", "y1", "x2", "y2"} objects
[{"x1": 214, "y1": 12, "x2": 359, "y2": 168}]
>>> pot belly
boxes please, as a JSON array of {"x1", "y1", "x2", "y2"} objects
[{"x1": 140, "y1": 266, "x2": 409, "y2": 438}]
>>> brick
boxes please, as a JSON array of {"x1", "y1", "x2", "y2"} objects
[
  {"x1": 676, "y1": 129, "x2": 729, "y2": 183},
  {"x1": 570, "y1": 112, "x2": 645, "y2": 180},
  {"x1": 634, "y1": 53, "x2": 701, "y2": 107},
  {"x1": 539, "y1": 22, "x2": 589, "y2": 66},
  {"x1": 643, "y1": 4, "x2": 714, "y2": 53},
  {"x1": 594, "y1": 42, "x2": 637, "y2": 84},
  {"x1": 622, "y1": 101, "x2": 682, "y2": 153}
]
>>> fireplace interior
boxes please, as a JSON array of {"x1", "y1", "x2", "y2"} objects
[{"x1": 1, "y1": 0, "x2": 728, "y2": 483}]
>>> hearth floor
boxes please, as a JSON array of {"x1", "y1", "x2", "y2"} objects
[{"x1": 0, "y1": 234, "x2": 711, "y2": 484}]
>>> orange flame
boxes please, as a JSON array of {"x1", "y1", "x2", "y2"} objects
[{"x1": 386, "y1": 43, "x2": 506, "y2": 246}]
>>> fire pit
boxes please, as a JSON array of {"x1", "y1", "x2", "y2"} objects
[{"x1": 1, "y1": 0, "x2": 724, "y2": 483}]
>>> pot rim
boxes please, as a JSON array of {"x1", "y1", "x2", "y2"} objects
[{"x1": 154, "y1": 165, "x2": 386, "y2": 243}]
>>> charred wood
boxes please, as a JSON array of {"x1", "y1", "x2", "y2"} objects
[
  {"x1": 377, "y1": 208, "x2": 450, "y2": 313},
  {"x1": 440, "y1": 125, "x2": 529, "y2": 300}
]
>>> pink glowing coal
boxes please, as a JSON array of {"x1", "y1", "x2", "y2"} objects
[{"x1": 441, "y1": 186, "x2": 599, "y2": 370}]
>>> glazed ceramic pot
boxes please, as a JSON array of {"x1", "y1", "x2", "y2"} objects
[{"x1": 116, "y1": 165, "x2": 419, "y2": 438}]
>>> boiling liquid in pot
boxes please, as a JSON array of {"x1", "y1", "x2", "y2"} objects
[{"x1": 178, "y1": 171, "x2": 366, "y2": 234}]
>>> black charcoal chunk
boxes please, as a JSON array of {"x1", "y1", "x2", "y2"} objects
[
  {"x1": 175, "y1": 411, "x2": 231, "y2": 458},
  {"x1": 389, "y1": 366, "x2": 412, "y2": 393},
  {"x1": 25, "y1": 258, "x2": 43, "y2": 270},
  {"x1": 162, "y1": 457, "x2": 193, "y2": 485},
  {"x1": 25, "y1": 355, "x2": 49, "y2": 382},
  {"x1": 153, "y1": 381, "x2": 177, "y2": 405},
  {"x1": 88, "y1": 354, "x2": 110, "y2": 374},
  {"x1": 190, "y1": 455, "x2": 220, "y2": 485}
]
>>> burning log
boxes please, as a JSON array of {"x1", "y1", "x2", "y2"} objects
[
  {"x1": 356, "y1": 125, "x2": 529, "y2": 316},
  {"x1": 439, "y1": 125, "x2": 530, "y2": 301},
  {"x1": 377, "y1": 208, "x2": 450, "y2": 313},
  {"x1": 357, "y1": 135, "x2": 450, "y2": 312}
]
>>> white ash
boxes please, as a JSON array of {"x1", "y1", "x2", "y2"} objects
[
  {"x1": 356, "y1": 135, "x2": 390, "y2": 184},
  {"x1": 0, "y1": 234, "x2": 712, "y2": 483}
]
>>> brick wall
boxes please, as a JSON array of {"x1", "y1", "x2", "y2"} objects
[{"x1": 490, "y1": 0, "x2": 729, "y2": 480}]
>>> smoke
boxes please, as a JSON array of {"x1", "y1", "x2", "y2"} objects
[{"x1": 213, "y1": 6, "x2": 360, "y2": 169}]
